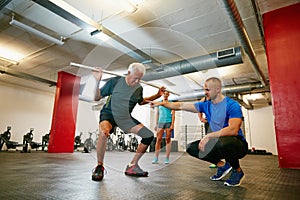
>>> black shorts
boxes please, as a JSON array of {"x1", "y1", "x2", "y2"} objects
[{"x1": 100, "y1": 113, "x2": 141, "y2": 133}]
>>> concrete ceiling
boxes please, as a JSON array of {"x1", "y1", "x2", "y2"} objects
[{"x1": 0, "y1": 0, "x2": 299, "y2": 109}]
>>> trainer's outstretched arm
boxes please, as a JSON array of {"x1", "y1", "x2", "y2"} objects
[{"x1": 150, "y1": 101, "x2": 198, "y2": 113}]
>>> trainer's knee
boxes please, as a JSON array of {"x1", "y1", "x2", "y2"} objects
[
  {"x1": 138, "y1": 126, "x2": 154, "y2": 146},
  {"x1": 186, "y1": 140, "x2": 200, "y2": 157}
]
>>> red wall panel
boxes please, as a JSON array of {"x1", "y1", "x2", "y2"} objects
[
  {"x1": 263, "y1": 3, "x2": 300, "y2": 169},
  {"x1": 48, "y1": 72, "x2": 80, "y2": 153}
]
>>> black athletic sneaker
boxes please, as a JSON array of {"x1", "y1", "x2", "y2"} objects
[
  {"x1": 92, "y1": 165, "x2": 105, "y2": 181},
  {"x1": 125, "y1": 164, "x2": 148, "y2": 177}
]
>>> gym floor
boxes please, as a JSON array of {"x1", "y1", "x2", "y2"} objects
[{"x1": 0, "y1": 150, "x2": 299, "y2": 200}]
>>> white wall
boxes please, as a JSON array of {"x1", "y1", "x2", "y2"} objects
[
  {"x1": 0, "y1": 81, "x2": 278, "y2": 155},
  {"x1": 75, "y1": 101, "x2": 100, "y2": 141},
  {"x1": 0, "y1": 82, "x2": 101, "y2": 144},
  {"x1": 0, "y1": 82, "x2": 54, "y2": 143},
  {"x1": 243, "y1": 106, "x2": 277, "y2": 155}
]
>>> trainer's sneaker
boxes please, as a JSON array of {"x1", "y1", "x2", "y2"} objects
[
  {"x1": 210, "y1": 162, "x2": 232, "y2": 181},
  {"x1": 152, "y1": 157, "x2": 158, "y2": 164},
  {"x1": 92, "y1": 165, "x2": 106, "y2": 181},
  {"x1": 164, "y1": 158, "x2": 170, "y2": 164},
  {"x1": 224, "y1": 169, "x2": 245, "y2": 187},
  {"x1": 125, "y1": 163, "x2": 148, "y2": 177}
]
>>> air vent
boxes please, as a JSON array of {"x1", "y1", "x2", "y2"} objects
[{"x1": 217, "y1": 47, "x2": 235, "y2": 59}]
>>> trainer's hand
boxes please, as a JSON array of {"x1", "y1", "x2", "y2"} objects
[
  {"x1": 200, "y1": 117, "x2": 208, "y2": 123},
  {"x1": 149, "y1": 101, "x2": 164, "y2": 108},
  {"x1": 199, "y1": 135, "x2": 209, "y2": 152}
]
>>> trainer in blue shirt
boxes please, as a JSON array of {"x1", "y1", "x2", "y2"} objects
[{"x1": 150, "y1": 77, "x2": 248, "y2": 187}]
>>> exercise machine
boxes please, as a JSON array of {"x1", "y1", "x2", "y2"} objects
[
  {"x1": 116, "y1": 130, "x2": 127, "y2": 151},
  {"x1": 74, "y1": 132, "x2": 84, "y2": 151},
  {"x1": 0, "y1": 126, "x2": 24, "y2": 151},
  {"x1": 127, "y1": 134, "x2": 138, "y2": 152},
  {"x1": 41, "y1": 131, "x2": 50, "y2": 151},
  {"x1": 106, "y1": 134, "x2": 116, "y2": 151},
  {"x1": 22, "y1": 128, "x2": 43, "y2": 152},
  {"x1": 83, "y1": 129, "x2": 97, "y2": 153}
]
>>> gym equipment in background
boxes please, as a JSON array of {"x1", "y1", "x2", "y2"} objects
[
  {"x1": 0, "y1": 126, "x2": 24, "y2": 151},
  {"x1": 74, "y1": 132, "x2": 84, "y2": 151},
  {"x1": 83, "y1": 129, "x2": 97, "y2": 153},
  {"x1": 127, "y1": 134, "x2": 138, "y2": 152},
  {"x1": 41, "y1": 131, "x2": 50, "y2": 151},
  {"x1": 21, "y1": 128, "x2": 43, "y2": 152}
]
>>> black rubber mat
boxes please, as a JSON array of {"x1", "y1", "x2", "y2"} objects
[{"x1": 0, "y1": 151, "x2": 299, "y2": 200}]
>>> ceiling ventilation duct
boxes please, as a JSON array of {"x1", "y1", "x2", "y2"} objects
[
  {"x1": 170, "y1": 82, "x2": 264, "y2": 102},
  {"x1": 142, "y1": 47, "x2": 243, "y2": 81},
  {"x1": 221, "y1": 0, "x2": 268, "y2": 86}
]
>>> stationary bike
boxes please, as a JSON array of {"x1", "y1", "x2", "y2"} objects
[
  {"x1": 83, "y1": 129, "x2": 97, "y2": 153},
  {"x1": 116, "y1": 130, "x2": 127, "y2": 151},
  {"x1": 127, "y1": 134, "x2": 138, "y2": 152},
  {"x1": 22, "y1": 128, "x2": 42, "y2": 152},
  {"x1": 0, "y1": 126, "x2": 24, "y2": 151},
  {"x1": 106, "y1": 134, "x2": 115, "y2": 151},
  {"x1": 41, "y1": 131, "x2": 50, "y2": 151},
  {"x1": 74, "y1": 132, "x2": 84, "y2": 151}
]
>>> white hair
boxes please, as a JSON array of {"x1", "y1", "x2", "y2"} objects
[{"x1": 128, "y1": 62, "x2": 146, "y2": 75}]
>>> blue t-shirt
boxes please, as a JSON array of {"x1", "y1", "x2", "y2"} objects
[{"x1": 194, "y1": 97, "x2": 245, "y2": 141}]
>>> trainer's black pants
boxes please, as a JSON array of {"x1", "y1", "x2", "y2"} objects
[{"x1": 186, "y1": 136, "x2": 248, "y2": 169}]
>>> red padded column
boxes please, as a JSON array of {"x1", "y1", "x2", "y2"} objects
[
  {"x1": 48, "y1": 72, "x2": 80, "y2": 153},
  {"x1": 263, "y1": 3, "x2": 300, "y2": 169}
]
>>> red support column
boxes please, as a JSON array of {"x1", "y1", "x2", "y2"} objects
[
  {"x1": 48, "y1": 72, "x2": 80, "y2": 153},
  {"x1": 263, "y1": 3, "x2": 300, "y2": 169}
]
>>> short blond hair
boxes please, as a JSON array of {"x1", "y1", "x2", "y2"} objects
[{"x1": 206, "y1": 77, "x2": 222, "y2": 88}]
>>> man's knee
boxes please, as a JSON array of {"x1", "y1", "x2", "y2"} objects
[
  {"x1": 138, "y1": 126, "x2": 154, "y2": 145},
  {"x1": 186, "y1": 140, "x2": 200, "y2": 156}
]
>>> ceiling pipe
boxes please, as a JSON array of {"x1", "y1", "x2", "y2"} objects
[
  {"x1": 142, "y1": 46, "x2": 243, "y2": 81},
  {"x1": 32, "y1": 0, "x2": 160, "y2": 65},
  {"x1": 0, "y1": 66, "x2": 56, "y2": 86},
  {"x1": 0, "y1": 0, "x2": 12, "y2": 10},
  {"x1": 233, "y1": 95, "x2": 254, "y2": 110},
  {"x1": 250, "y1": 0, "x2": 266, "y2": 50},
  {"x1": 170, "y1": 82, "x2": 264, "y2": 102},
  {"x1": 221, "y1": 0, "x2": 268, "y2": 86},
  {"x1": 30, "y1": 0, "x2": 268, "y2": 107}
]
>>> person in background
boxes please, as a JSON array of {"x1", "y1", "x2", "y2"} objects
[
  {"x1": 152, "y1": 90, "x2": 175, "y2": 164},
  {"x1": 150, "y1": 77, "x2": 248, "y2": 187},
  {"x1": 92, "y1": 62, "x2": 165, "y2": 181}
]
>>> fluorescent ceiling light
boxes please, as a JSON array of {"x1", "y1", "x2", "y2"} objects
[
  {"x1": 0, "y1": 47, "x2": 24, "y2": 65},
  {"x1": 9, "y1": 18, "x2": 64, "y2": 46},
  {"x1": 49, "y1": 0, "x2": 102, "y2": 31},
  {"x1": 0, "y1": 56, "x2": 19, "y2": 65},
  {"x1": 92, "y1": 31, "x2": 110, "y2": 42}
]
